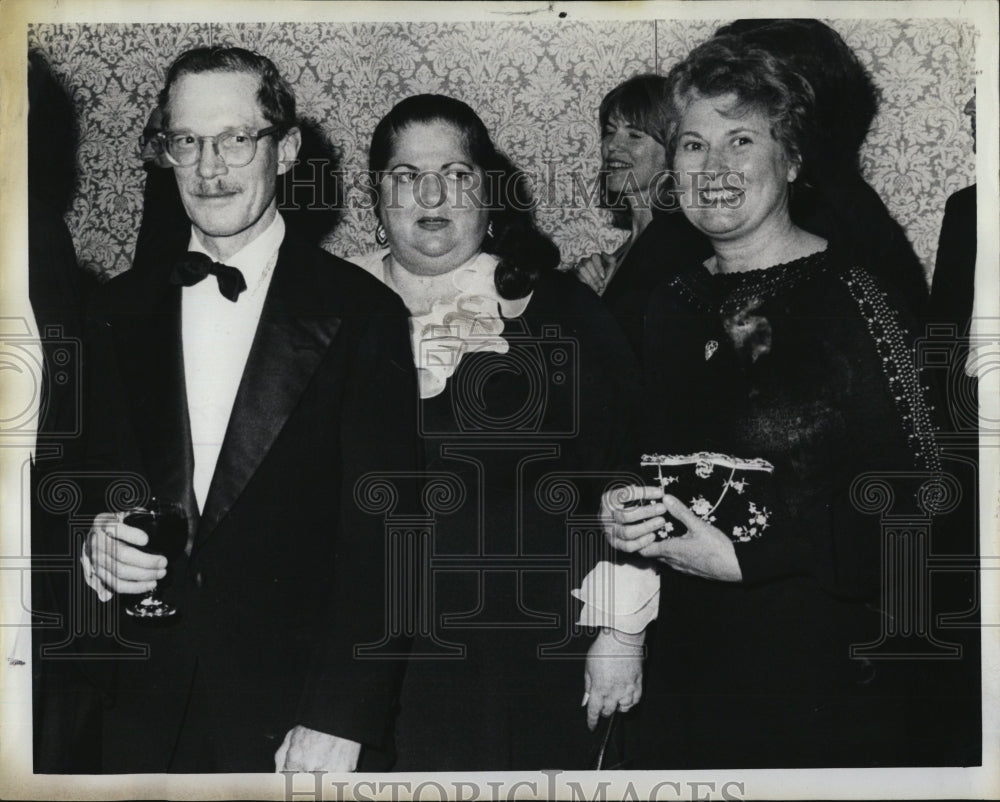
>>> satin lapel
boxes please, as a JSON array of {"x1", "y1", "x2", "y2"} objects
[
  {"x1": 195, "y1": 249, "x2": 341, "y2": 546},
  {"x1": 111, "y1": 276, "x2": 199, "y2": 538}
]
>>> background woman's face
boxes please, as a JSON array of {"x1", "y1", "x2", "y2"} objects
[
  {"x1": 378, "y1": 120, "x2": 489, "y2": 275},
  {"x1": 673, "y1": 93, "x2": 797, "y2": 242},
  {"x1": 601, "y1": 114, "x2": 667, "y2": 197}
]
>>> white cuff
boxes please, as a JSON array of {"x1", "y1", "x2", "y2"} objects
[
  {"x1": 80, "y1": 550, "x2": 113, "y2": 602},
  {"x1": 572, "y1": 560, "x2": 660, "y2": 634}
]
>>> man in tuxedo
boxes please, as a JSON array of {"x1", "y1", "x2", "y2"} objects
[{"x1": 80, "y1": 47, "x2": 418, "y2": 773}]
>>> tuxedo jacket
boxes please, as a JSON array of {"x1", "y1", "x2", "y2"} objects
[{"x1": 83, "y1": 231, "x2": 420, "y2": 772}]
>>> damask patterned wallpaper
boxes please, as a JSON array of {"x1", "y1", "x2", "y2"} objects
[{"x1": 27, "y1": 18, "x2": 976, "y2": 282}]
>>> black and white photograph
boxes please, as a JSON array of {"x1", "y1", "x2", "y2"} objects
[{"x1": 0, "y1": 0, "x2": 996, "y2": 799}]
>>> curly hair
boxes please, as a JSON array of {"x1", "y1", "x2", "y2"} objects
[
  {"x1": 714, "y1": 19, "x2": 879, "y2": 175},
  {"x1": 158, "y1": 46, "x2": 297, "y2": 135},
  {"x1": 597, "y1": 73, "x2": 676, "y2": 229},
  {"x1": 707, "y1": 20, "x2": 929, "y2": 313},
  {"x1": 368, "y1": 93, "x2": 559, "y2": 301},
  {"x1": 664, "y1": 35, "x2": 816, "y2": 181}
]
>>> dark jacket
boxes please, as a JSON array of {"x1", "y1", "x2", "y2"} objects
[{"x1": 83, "y1": 230, "x2": 421, "y2": 772}]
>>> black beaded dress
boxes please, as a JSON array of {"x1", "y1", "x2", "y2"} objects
[{"x1": 629, "y1": 248, "x2": 971, "y2": 767}]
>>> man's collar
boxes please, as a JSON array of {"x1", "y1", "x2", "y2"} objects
[{"x1": 187, "y1": 212, "x2": 286, "y2": 281}]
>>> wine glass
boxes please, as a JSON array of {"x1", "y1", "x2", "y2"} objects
[{"x1": 123, "y1": 498, "x2": 188, "y2": 620}]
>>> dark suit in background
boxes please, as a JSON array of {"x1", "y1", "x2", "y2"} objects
[
  {"x1": 927, "y1": 185, "x2": 981, "y2": 762},
  {"x1": 930, "y1": 185, "x2": 977, "y2": 338},
  {"x1": 28, "y1": 49, "x2": 104, "y2": 774}
]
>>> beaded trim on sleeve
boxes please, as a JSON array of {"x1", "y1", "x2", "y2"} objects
[{"x1": 841, "y1": 267, "x2": 941, "y2": 471}]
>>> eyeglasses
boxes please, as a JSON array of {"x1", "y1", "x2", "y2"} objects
[
  {"x1": 157, "y1": 125, "x2": 280, "y2": 168},
  {"x1": 139, "y1": 130, "x2": 164, "y2": 155}
]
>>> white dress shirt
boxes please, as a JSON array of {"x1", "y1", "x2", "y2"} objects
[
  {"x1": 80, "y1": 213, "x2": 286, "y2": 602},
  {"x1": 183, "y1": 213, "x2": 285, "y2": 511}
]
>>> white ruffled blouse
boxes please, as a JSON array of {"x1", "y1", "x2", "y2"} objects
[
  {"x1": 351, "y1": 250, "x2": 532, "y2": 399},
  {"x1": 352, "y1": 248, "x2": 660, "y2": 633}
]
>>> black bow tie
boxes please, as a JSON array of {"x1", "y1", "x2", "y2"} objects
[{"x1": 170, "y1": 251, "x2": 248, "y2": 302}]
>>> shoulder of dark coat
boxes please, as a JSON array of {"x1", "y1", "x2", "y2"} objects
[
  {"x1": 89, "y1": 260, "x2": 151, "y2": 313},
  {"x1": 530, "y1": 267, "x2": 613, "y2": 316},
  {"x1": 944, "y1": 184, "x2": 977, "y2": 216},
  {"x1": 279, "y1": 234, "x2": 412, "y2": 319},
  {"x1": 526, "y1": 269, "x2": 637, "y2": 361}
]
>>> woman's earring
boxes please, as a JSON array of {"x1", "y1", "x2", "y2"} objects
[
  {"x1": 375, "y1": 222, "x2": 388, "y2": 248},
  {"x1": 486, "y1": 221, "x2": 494, "y2": 240}
]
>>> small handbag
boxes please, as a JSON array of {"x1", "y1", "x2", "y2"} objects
[{"x1": 641, "y1": 451, "x2": 775, "y2": 542}]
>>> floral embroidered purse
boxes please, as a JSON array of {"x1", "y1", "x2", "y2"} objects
[{"x1": 641, "y1": 452, "x2": 775, "y2": 542}]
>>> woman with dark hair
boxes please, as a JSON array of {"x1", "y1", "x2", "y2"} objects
[
  {"x1": 580, "y1": 35, "x2": 959, "y2": 767},
  {"x1": 715, "y1": 18, "x2": 929, "y2": 312},
  {"x1": 352, "y1": 94, "x2": 637, "y2": 770},
  {"x1": 571, "y1": 74, "x2": 710, "y2": 354}
]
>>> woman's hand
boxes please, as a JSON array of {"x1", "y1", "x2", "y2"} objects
[
  {"x1": 584, "y1": 628, "x2": 645, "y2": 730},
  {"x1": 602, "y1": 488, "x2": 742, "y2": 582},
  {"x1": 572, "y1": 251, "x2": 616, "y2": 295},
  {"x1": 601, "y1": 485, "x2": 669, "y2": 554},
  {"x1": 638, "y1": 495, "x2": 743, "y2": 582}
]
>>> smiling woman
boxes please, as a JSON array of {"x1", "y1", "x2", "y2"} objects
[
  {"x1": 571, "y1": 74, "x2": 712, "y2": 356},
  {"x1": 672, "y1": 94, "x2": 808, "y2": 253},
  {"x1": 665, "y1": 42, "x2": 823, "y2": 269},
  {"x1": 581, "y1": 34, "x2": 967, "y2": 768},
  {"x1": 572, "y1": 75, "x2": 673, "y2": 298}
]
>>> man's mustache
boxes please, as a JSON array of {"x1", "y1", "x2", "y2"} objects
[{"x1": 187, "y1": 181, "x2": 242, "y2": 197}]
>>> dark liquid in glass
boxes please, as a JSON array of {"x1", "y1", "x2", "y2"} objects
[
  {"x1": 124, "y1": 509, "x2": 187, "y2": 559},
  {"x1": 123, "y1": 500, "x2": 187, "y2": 620}
]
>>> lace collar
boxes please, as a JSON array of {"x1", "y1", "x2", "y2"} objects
[{"x1": 351, "y1": 250, "x2": 532, "y2": 398}]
